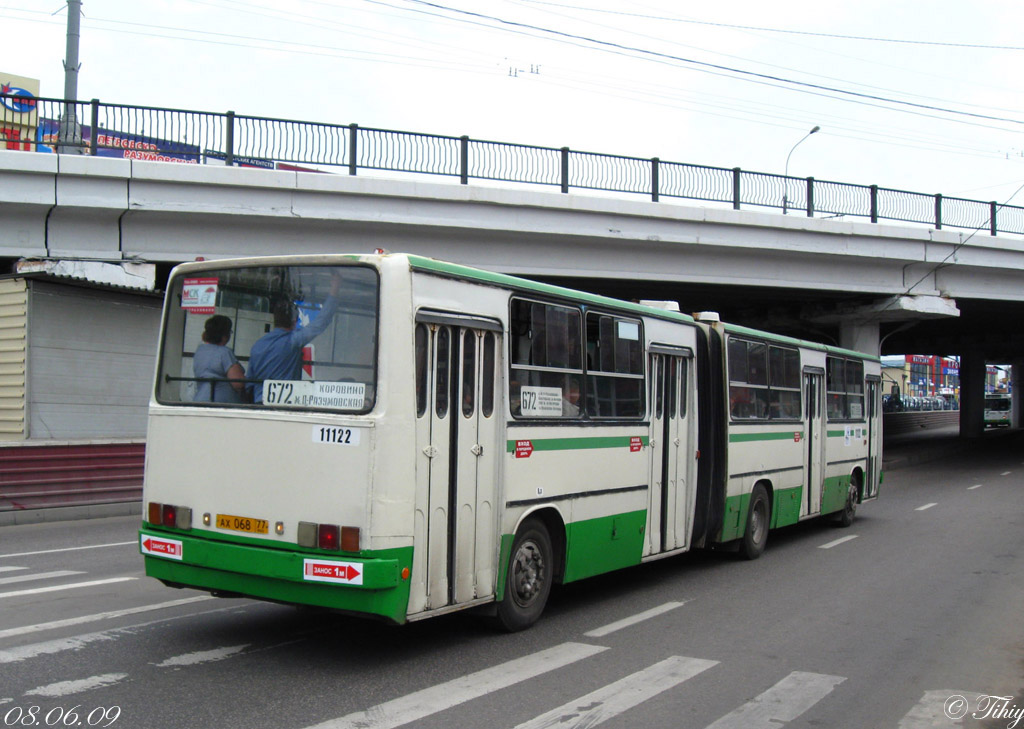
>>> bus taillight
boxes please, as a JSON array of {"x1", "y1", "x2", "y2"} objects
[
  {"x1": 147, "y1": 502, "x2": 192, "y2": 530},
  {"x1": 341, "y1": 527, "x2": 360, "y2": 552},
  {"x1": 318, "y1": 524, "x2": 340, "y2": 550},
  {"x1": 298, "y1": 522, "x2": 359, "y2": 552}
]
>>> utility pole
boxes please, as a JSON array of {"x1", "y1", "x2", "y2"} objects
[{"x1": 58, "y1": 0, "x2": 83, "y2": 153}]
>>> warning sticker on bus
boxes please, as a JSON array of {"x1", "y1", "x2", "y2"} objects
[
  {"x1": 264, "y1": 380, "x2": 366, "y2": 410},
  {"x1": 303, "y1": 559, "x2": 364, "y2": 586},
  {"x1": 140, "y1": 534, "x2": 183, "y2": 560}
]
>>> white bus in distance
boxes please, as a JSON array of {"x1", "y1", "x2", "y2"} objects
[
  {"x1": 984, "y1": 394, "x2": 1011, "y2": 428},
  {"x1": 140, "y1": 253, "x2": 882, "y2": 630}
]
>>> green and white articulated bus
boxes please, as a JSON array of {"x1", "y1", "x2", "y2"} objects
[{"x1": 140, "y1": 253, "x2": 881, "y2": 630}]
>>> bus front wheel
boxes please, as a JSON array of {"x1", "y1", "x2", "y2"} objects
[
  {"x1": 740, "y1": 484, "x2": 770, "y2": 560},
  {"x1": 496, "y1": 519, "x2": 553, "y2": 632},
  {"x1": 834, "y1": 477, "x2": 859, "y2": 528}
]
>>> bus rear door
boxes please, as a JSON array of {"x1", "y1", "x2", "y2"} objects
[
  {"x1": 647, "y1": 350, "x2": 694, "y2": 554},
  {"x1": 414, "y1": 319, "x2": 501, "y2": 613}
]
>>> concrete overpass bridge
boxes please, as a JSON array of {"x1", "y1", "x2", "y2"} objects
[{"x1": 1, "y1": 149, "x2": 1022, "y2": 432}]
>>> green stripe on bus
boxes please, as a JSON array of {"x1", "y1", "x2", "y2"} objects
[
  {"x1": 729, "y1": 431, "x2": 804, "y2": 443},
  {"x1": 563, "y1": 509, "x2": 646, "y2": 582},
  {"x1": 506, "y1": 435, "x2": 649, "y2": 453},
  {"x1": 140, "y1": 530, "x2": 413, "y2": 624}
]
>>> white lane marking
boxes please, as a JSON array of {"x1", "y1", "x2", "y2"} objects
[
  {"x1": 513, "y1": 655, "x2": 718, "y2": 729},
  {"x1": 0, "y1": 541, "x2": 136, "y2": 559},
  {"x1": 0, "y1": 604, "x2": 245, "y2": 664},
  {"x1": 156, "y1": 644, "x2": 249, "y2": 667},
  {"x1": 1000, "y1": 471, "x2": 1012, "y2": 476},
  {"x1": 584, "y1": 601, "x2": 687, "y2": 638},
  {"x1": 916, "y1": 503, "x2": 938, "y2": 511},
  {"x1": 302, "y1": 642, "x2": 608, "y2": 729},
  {"x1": 0, "y1": 567, "x2": 27, "y2": 573},
  {"x1": 897, "y1": 690, "x2": 982, "y2": 728},
  {"x1": 0, "y1": 595, "x2": 214, "y2": 640},
  {"x1": 0, "y1": 577, "x2": 136, "y2": 599},
  {"x1": 968, "y1": 484, "x2": 982, "y2": 490},
  {"x1": 818, "y1": 535, "x2": 859, "y2": 550},
  {"x1": 0, "y1": 570, "x2": 85, "y2": 586},
  {"x1": 704, "y1": 671, "x2": 845, "y2": 729},
  {"x1": 25, "y1": 673, "x2": 128, "y2": 698}
]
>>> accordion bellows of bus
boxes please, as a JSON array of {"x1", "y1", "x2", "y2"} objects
[{"x1": 140, "y1": 252, "x2": 882, "y2": 630}]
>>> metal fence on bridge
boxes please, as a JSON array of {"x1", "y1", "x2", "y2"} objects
[{"x1": 4, "y1": 93, "x2": 1023, "y2": 237}]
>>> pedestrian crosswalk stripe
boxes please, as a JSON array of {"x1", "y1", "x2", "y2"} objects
[
  {"x1": 703, "y1": 671, "x2": 845, "y2": 729},
  {"x1": 302, "y1": 642, "x2": 608, "y2": 729},
  {"x1": 0, "y1": 570, "x2": 84, "y2": 586},
  {"x1": 512, "y1": 655, "x2": 718, "y2": 729},
  {"x1": 584, "y1": 601, "x2": 687, "y2": 638}
]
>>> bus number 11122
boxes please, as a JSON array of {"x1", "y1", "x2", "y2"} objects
[{"x1": 313, "y1": 426, "x2": 361, "y2": 446}]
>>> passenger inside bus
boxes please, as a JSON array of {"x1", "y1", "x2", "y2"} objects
[
  {"x1": 192, "y1": 315, "x2": 246, "y2": 403},
  {"x1": 248, "y1": 273, "x2": 342, "y2": 403}
]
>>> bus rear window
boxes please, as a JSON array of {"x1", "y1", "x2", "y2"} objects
[{"x1": 156, "y1": 264, "x2": 378, "y2": 413}]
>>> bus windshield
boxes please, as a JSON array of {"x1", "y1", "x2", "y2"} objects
[{"x1": 156, "y1": 263, "x2": 378, "y2": 412}]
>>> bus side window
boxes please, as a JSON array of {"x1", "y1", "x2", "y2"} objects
[
  {"x1": 415, "y1": 323, "x2": 428, "y2": 417},
  {"x1": 436, "y1": 327, "x2": 450, "y2": 418},
  {"x1": 679, "y1": 359, "x2": 688, "y2": 417},
  {"x1": 462, "y1": 329, "x2": 475, "y2": 418},
  {"x1": 482, "y1": 332, "x2": 495, "y2": 418}
]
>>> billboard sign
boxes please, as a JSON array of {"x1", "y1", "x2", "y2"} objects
[
  {"x1": 36, "y1": 119, "x2": 200, "y2": 162},
  {"x1": 1, "y1": 72, "x2": 40, "y2": 151}
]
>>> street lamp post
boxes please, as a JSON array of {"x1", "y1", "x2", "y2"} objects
[{"x1": 783, "y1": 125, "x2": 820, "y2": 214}]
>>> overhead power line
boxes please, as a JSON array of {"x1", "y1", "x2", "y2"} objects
[
  {"x1": 385, "y1": 0, "x2": 1024, "y2": 127},
  {"x1": 513, "y1": 0, "x2": 1024, "y2": 51}
]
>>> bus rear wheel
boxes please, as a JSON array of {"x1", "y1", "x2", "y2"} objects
[
  {"x1": 740, "y1": 484, "x2": 770, "y2": 560},
  {"x1": 496, "y1": 519, "x2": 553, "y2": 632}
]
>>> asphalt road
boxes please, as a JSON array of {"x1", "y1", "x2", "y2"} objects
[{"x1": 1, "y1": 431, "x2": 1022, "y2": 729}]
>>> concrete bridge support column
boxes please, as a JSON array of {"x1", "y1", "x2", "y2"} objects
[
  {"x1": 839, "y1": 320, "x2": 880, "y2": 357},
  {"x1": 959, "y1": 351, "x2": 986, "y2": 438}
]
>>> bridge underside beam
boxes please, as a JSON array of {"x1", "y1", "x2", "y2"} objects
[{"x1": 814, "y1": 295, "x2": 961, "y2": 357}]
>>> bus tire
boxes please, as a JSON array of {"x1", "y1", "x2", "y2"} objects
[
  {"x1": 834, "y1": 477, "x2": 858, "y2": 528},
  {"x1": 496, "y1": 518, "x2": 553, "y2": 632},
  {"x1": 740, "y1": 484, "x2": 770, "y2": 560}
]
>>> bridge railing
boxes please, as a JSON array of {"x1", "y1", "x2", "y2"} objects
[{"x1": 3, "y1": 93, "x2": 1022, "y2": 236}]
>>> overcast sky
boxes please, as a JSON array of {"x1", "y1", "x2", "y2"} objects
[{"x1": 3, "y1": 0, "x2": 1023, "y2": 207}]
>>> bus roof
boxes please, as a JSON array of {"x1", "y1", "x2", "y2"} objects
[{"x1": 169, "y1": 252, "x2": 877, "y2": 361}]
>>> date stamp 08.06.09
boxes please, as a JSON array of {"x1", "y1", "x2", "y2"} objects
[{"x1": 2, "y1": 705, "x2": 120, "y2": 727}]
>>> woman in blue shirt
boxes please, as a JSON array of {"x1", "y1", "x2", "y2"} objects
[{"x1": 193, "y1": 315, "x2": 245, "y2": 403}]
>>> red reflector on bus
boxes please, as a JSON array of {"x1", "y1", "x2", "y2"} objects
[
  {"x1": 162, "y1": 504, "x2": 177, "y2": 526},
  {"x1": 341, "y1": 527, "x2": 360, "y2": 552},
  {"x1": 318, "y1": 524, "x2": 340, "y2": 550},
  {"x1": 148, "y1": 502, "x2": 163, "y2": 525}
]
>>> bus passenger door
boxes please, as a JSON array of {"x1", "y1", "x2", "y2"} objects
[
  {"x1": 452, "y1": 328, "x2": 501, "y2": 604},
  {"x1": 414, "y1": 321, "x2": 500, "y2": 612},
  {"x1": 865, "y1": 380, "x2": 880, "y2": 498},
  {"x1": 647, "y1": 352, "x2": 692, "y2": 555},
  {"x1": 646, "y1": 354, "x2": 666, "y2": 556},
  {"x1": 803, "y1": 371, "x2": 825, "y2": 516}
]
